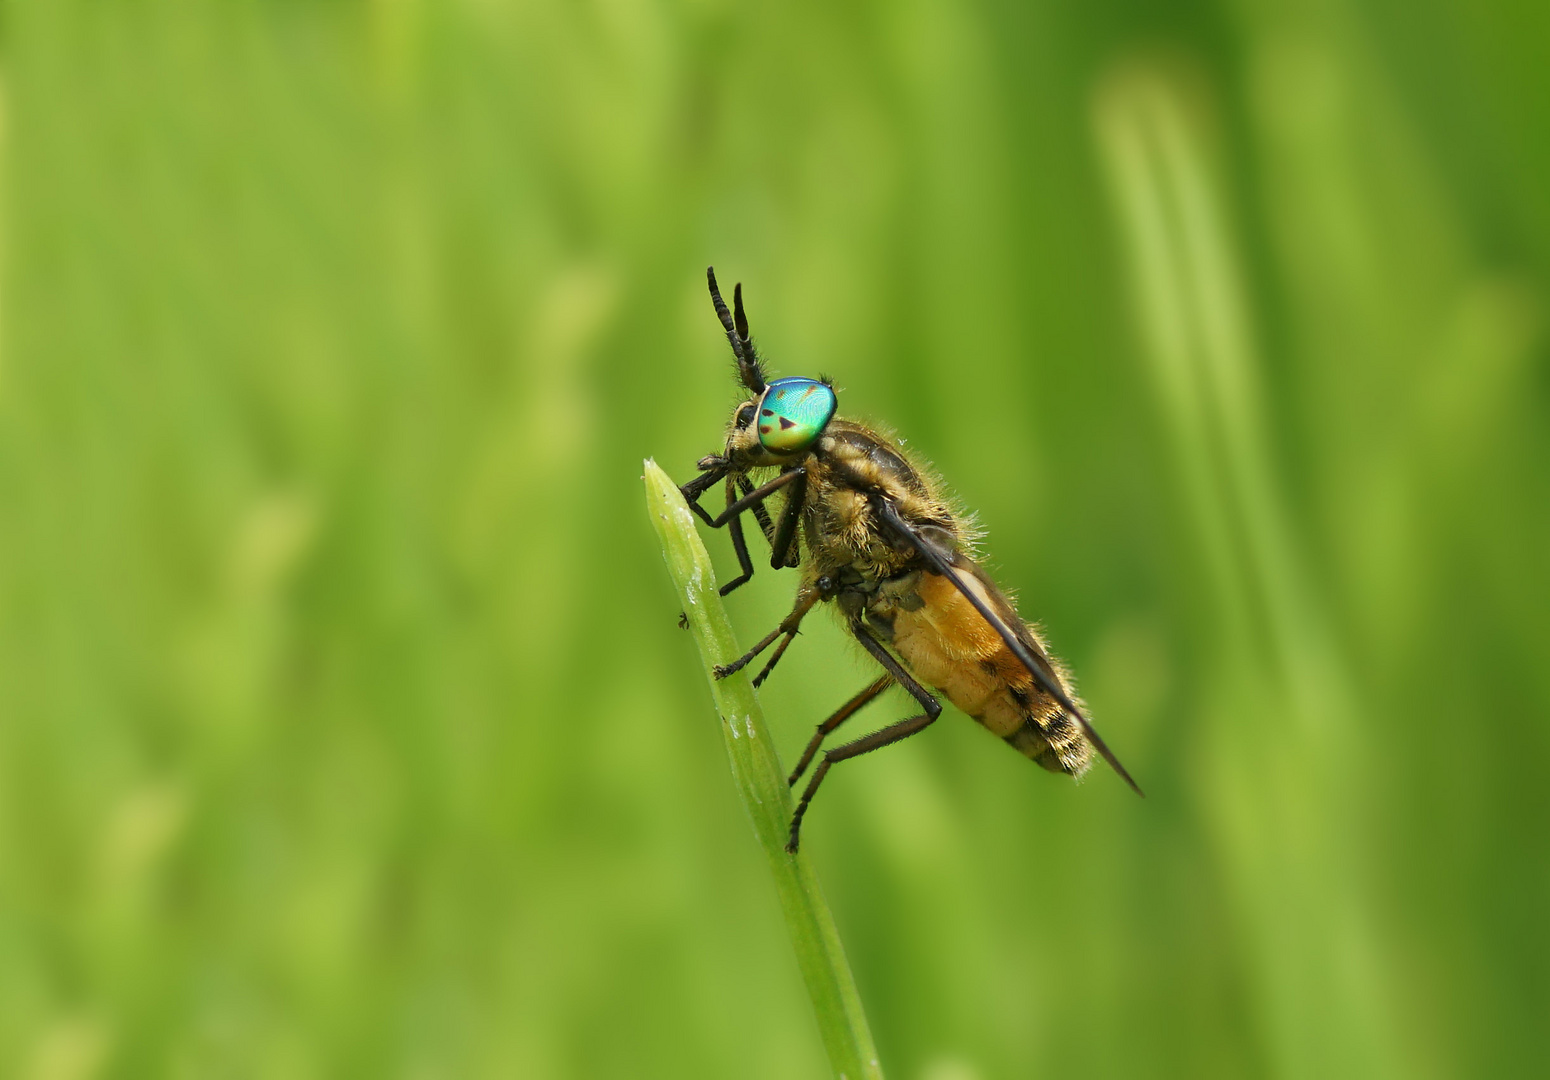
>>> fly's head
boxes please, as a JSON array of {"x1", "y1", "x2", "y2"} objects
[
  {"x1": 703, "y1": 268, "x2": 836, "y2": 474},
  {"x1": 718, "y1": 376, "x2": 837, "y2": 469}
]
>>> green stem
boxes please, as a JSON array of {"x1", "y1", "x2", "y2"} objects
[{"x1": 644, "y1": 459, "x2": 884, "y2": 1080}]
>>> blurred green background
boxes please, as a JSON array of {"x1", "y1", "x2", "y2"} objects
[{"x1": 5, "y1": 0, "x2": 1549, "y2": 1077}]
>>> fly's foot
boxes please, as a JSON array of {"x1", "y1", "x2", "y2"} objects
[{"x1": 714, "y1": 654, "x2": 754, "y2": 680}]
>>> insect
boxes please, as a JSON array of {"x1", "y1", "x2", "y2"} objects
[{"x1": 680, "y1": 268, "x2": 1142, "y2": 853}]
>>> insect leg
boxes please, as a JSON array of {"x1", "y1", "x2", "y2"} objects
[
  {"x1": 736, "y1": 474, "x2": 780, "y2": 547},
  {"x1": 681, "y1": 460, "x2": 729, "y2": 527},
  {"x1": 786, "y1": 623, "x2": 942, "y2": 853},
  {"x1": 722, "y1": 474, "x2": 797, "y2": 600},
  {"x1": 737, "y1": 474, "x2": 798, "y2": 569},
  {"x1": 720, "y1": 476, "x2": 759, "y2": 597},
  {"x1": 787, "y1": 675, "x2": 892, "y2": 787},
  {"x1": 767, "y1": 468, "x2": 807, "y2": 570},
  {"x1": 712, "y1": 585, "x2": 820, "y2": 680},
  {"x1": 873, "y1": 498, "x2": 1144, "y2": 797},
  {"x1": 751, "y1": 631, "x2": 797, "y2": 688},
  {"x1": 707, "y1": 467, "x2": 805, "y2": 528}
]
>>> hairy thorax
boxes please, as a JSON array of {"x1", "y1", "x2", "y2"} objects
[{"x1": 801, "y1": 422, "x2": 958, "y2": 584}]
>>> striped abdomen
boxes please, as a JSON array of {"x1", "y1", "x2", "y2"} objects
[{"x1": 879, "y1": 566, "x2": 1091, "y2": 777}]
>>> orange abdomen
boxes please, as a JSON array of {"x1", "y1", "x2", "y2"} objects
[{"x1": 886, "y1": 571, "x2": 1090, "y2": 776}]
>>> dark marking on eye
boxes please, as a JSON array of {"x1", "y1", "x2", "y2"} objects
[
  {"x1": 759, "y1": 425, "x2": 772, "y2": 434},
  {"x1": 761, "y1": 409, "x2": 773, "y2": 417},
  {"x1": 779, "y1": 416, "x2": 796, "y2": 430}
]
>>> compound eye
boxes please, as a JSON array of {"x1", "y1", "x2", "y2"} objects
[
  {"x1": 757, "y1": 377, "x2": 837, "y2": 454},
  {"x1": 736, "y1": 403, "x2": 757, "y2": 428}
]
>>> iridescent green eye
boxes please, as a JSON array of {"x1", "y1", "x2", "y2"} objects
[{"x1": 757, "y1": 377, "x2": 836, "y2": 454}]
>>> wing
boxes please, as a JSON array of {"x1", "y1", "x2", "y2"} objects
[{"x1": 874, "y1": 498, "x2": 1144, "y2": 797}]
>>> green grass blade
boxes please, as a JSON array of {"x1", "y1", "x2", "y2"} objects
[
  {"x1": 1094, "y1": 62, "x2": 1401, "y2": 1077},
  {"x1": 644, "y1": 459, "x2": 883, "y2": 1080}
]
